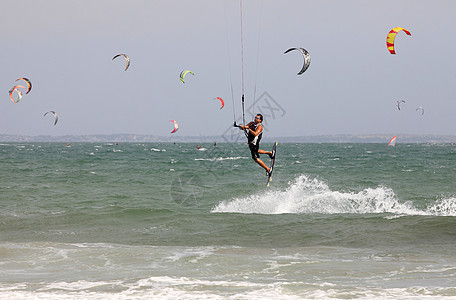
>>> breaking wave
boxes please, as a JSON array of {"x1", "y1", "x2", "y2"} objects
[{"x1": 212, "y1": 175, "x2": 456, "y2": 216}]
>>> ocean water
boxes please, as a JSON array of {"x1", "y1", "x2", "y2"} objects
[{"x1": 0, "y1": 142, "x2": 455, "y2": 299}]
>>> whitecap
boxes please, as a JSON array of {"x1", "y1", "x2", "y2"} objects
[
  {"x1": 426, "y1": 197, "x2": 456, "y2": 216},
  {"x1": 195, "y1": 156, "x2": 247, "y2": 162},
  {"x1": 212, "y1": 174, "x2": 420, "y2": 215}
]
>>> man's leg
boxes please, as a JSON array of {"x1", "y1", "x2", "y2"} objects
[
  {"x1": 250, "y1": 144, "x2": 271, "y2": 173},
  {"x1": 254, "y1": 158, "x2": 270, "y2": 173},
  {"x1": 258, "y1": 149, "x2": 273, "y2": 159},
  {"x1": 258, "y1": 149, "x2": 272, "y2": 155}
]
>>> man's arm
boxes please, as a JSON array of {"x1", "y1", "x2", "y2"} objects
[{"x1": 239, "y1": 122, "x2": 253, "y2": 130}]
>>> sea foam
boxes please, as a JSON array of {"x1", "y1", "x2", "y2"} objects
[
  {"x1": 212, "y1": 175, "x2": 456, "y2": 216},
  {"x1": 427, "y1": 197, "x2": 456, "y2": 216}
]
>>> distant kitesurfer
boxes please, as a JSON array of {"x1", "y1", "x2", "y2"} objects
[
  {"x1": 237, "y1": 114, "x2": 275, "y2": 175},
  {"x1": 196, "y1": 145, "x2": 201, "y2": 150}
]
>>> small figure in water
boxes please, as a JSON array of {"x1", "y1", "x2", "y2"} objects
[
  {"x1": 196, "y1": 145, "x2": 201, "y2": 150},
  {"x1": 237, "y1": 114, "x2": 275, "y2": 175}
]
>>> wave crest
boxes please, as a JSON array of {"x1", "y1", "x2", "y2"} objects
[{"x1": 211, "y1": 175, "x2": 452, "y2": 216}]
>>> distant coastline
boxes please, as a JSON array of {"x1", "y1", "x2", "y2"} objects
[{"x1": 1, "y1": 134, "x2": 455, "y2": 143}]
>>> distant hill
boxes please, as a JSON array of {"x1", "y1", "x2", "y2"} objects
[{"x1": 1, "y1": 134, "x2": 455, "y2": 143}]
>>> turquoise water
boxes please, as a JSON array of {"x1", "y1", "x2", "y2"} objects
[{"x1": 1, "y1": 142, "x2": 455, "y2": 299}]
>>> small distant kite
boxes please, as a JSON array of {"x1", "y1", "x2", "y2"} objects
[
  {"x1": 388, "y1": 136, "x2": 397, "y2": 146},
  {"x1": 15, "y1": 78, "x2": 32, "y2": 94},
  {"x1": 396, "y1": 100, "x2": 406, "y2": 110},
  {"x1": 8, "y1": 85, "x2": 25, "y2": 103},
  {"x1": 44, "y1": 111, "x2": 59, "y2": 125},
  {"x1": 416, "y1": 106, "x2": 424, "y2": 115},
  {"x1": 170, "y1": 120, "x2": 179, "y2": 133},
  {"x1": 112, "y1": 54, "x2": 130, "y2": 71},
  {"x1": 284, "y1": 47, "x2": 311, "y2": 75},
  {"x1": 214, "y1": 97, "x2": 224, "y2": 109},
  {"x1": 180, "y1": 70, "x2": 194, "y2": 83},
  {"x1": 386, "y1": 27, "x2": 411, "y2": 54}
]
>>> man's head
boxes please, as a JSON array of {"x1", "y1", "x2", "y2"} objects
[{"x1": 254, "y1": 114, "x2": 263, "y2": 123}]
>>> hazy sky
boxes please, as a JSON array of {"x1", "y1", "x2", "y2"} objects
[{"x1": 1, "y1": 0, "x2": 455, "y2": 138}]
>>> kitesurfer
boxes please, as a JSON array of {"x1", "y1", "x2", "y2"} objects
[{"x1": 237, "y1": 114, "x2": 275, "y2": 175}]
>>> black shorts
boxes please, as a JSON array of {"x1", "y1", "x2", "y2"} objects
[{"x1": 249, "y1": 143, "x2": 260, "y2": 160}]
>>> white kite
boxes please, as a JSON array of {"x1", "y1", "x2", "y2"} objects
[
  {"x1": 416, "y1": 106, "x2": 424, "y2": 115},
  {"x1": 396, "y1": 100, "x2": 405, "y2": 110},
  {"x1": 44, "y1": 111, "x2": 59, "y2": 125}
]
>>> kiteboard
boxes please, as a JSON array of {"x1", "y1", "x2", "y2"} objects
[{"x1": 266, "y1": 142, "x2": 278, "y2": 187}]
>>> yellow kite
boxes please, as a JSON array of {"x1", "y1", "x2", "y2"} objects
[{"x1": 386, "y1": 27, "x2": 411, "y2": 54}]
